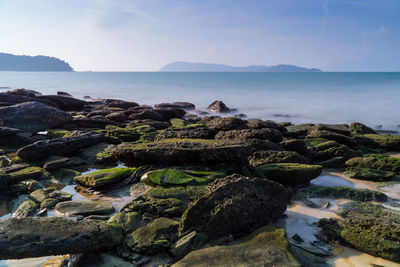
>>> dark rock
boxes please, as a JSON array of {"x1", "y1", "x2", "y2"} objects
[
  {"x1": 56, "y1": 91, "x2": 72, "y2": 97},
  {"x1": 207, "y1": 100, "x2": 230, "y2": 113},
  {"x1": 306, "y1": 129, "x2": 358, "y2": 149},
  {"x1": 114, "y1": 139, "x2": 251, "y2": 167},
  {"x1": 129, "y1": 109, "x2": 165, "y2": 121},
  {"x1": 0, "y1": 217, "x2": 123, "y2": 259},
  {"x1": 69, "y1": 117, "x2": 118, "y2": 128},
  {"x1": 245, "y1": 139, "x2": 284, "y2": 152},
  {"x1": 154, "y1": 102, "x2": 195, "y2": 110},
  {"x1": 0, "y1": 92, "x2": 58, "y2": 108},
  {"x1": 104, "y1": 99, "x2": 139, "y2": 109},
  {"x1": 350, "y1": 122, "x2": 377, "y2": 134},
  {"x1": 6, "y1": 88, "x2": 42, "y2": 97},
  {"x1": 155, "y1": 108, "x2": 186, "y2": 120},
  {"x1": 179, "y1": 174, "x2": 289, "y2": 237},
  {"x1": 0, "y1": 126, "x2": 20, "y2": 137},
  {"x1": 247, "y1": 119, "x2": 281, "y2": 130},
  {"x1": 256, "y1": 163, "x2": 323, "y2": 184},
  {"x1": 205, "y1": 117, "x2": 248, "y2": 131},
  {"x1": 313, "y1": 124, "x2": 351, "y2": 136},
  {"x1": 37, "y1": 95, "x2": 87, "y2": 111},
  {"x1": 280, "y1": 139, "x2": 308, "y2": 155},
  {"x1": 105, "y1": 112, "x2": 129, "y2": 122},
  {"x1": 17, "y1": 132, "x2": 104, "y2": 161},
  {"x1": 0, "y1": 102, "x2": 72, "y2": 133}
]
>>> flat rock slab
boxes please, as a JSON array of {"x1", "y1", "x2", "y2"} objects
[
  {"x1": 55, "y1": 201, "x2": 115, "y2": 216},
  {"x1": 0, "y1": 217, "x2": 122, "y2": 259}
]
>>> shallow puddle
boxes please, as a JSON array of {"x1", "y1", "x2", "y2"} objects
[{"x1": 311, "y1": 172, "x2": 355, "y2": 188}]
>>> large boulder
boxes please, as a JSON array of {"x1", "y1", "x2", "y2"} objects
[
  {"x1": 0, "y1": 92, "x2": 58, "y2": 107},
  {"x1": 256, "y1": 163, "x2": 323, "y2": 184},
  {"x1": 345, "y1": 154, "x2": 400, "y2": 173},
  {"x1": 207, "y1": 100, "x2": 231, "y2": 113},
  {"x1": 0, "y1": 102, "x2": 72, "y2": 133},
  {"x1": 215, "y1": 128, "x2": 283, "y2": 143},
  {"x1": 37, "y1": 95, "x2": 87, "y2": 111},
  {"x1": 179, "y1": 174, "x2": 289, "y2": 237},
  {"x1": 17, "y1": 132, "x2": 104, "y2": 161},
  {"x1": 0, "y1": 217, "x2": 122, "y2": 259},
  {"x1": 114, "y1": 139, "x2": 251, "y2": 167},
  {"x1": 173, "y1": 225, "x2": 300, "y2": 267}
]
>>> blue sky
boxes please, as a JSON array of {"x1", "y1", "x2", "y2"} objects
[{"x1": 0, "y1": 0, "x2": 399, "y2": 71}]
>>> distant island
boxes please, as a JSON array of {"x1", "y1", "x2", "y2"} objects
[
  {"x1": 0, "y1": 53, "x2": 73, "y2": 71},
  {"x1": 160, "y1": 61, "x2": 321, "y2": 72}
]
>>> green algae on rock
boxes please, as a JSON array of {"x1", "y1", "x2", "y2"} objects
[
  {"x1": 294, "y1": 185, "x2": 388, "y2": 202},
  {"x1": 345, "y1": 154, "x2": 400, "y2": 173},
  {"x1": 55, "y1": 200, "x2": 115, "y2": 217},
  {"x1": 319, "y1": 202, "x2": 400, "y2": 262},
  {"x1": 172, "y1": 225, "x2": 300, "y2": 267},
  {"x1": 127, "y1": 217, "x2": 179, "y2": 255},
  {"x1": 179, "y1": 174, "x2": 289, "y2": 237},
  {"x1": 355, "y1": 134, "x2": 400, "y2": 150},
  {"x1": 0, "y1": 217, "x2": 123, "y2": 259},
  {"x1": 108, "y1": 211, "x2": 144, "y2": 233},
  {"x1": 74, "y1": 167, "x2": 137, "y2": 188},
  {"x1": 349, "y1": 122, "x2": 377, "y2": 134},
  {"x1": 141, "y1": 169, "x2": 225, "y2": 186},
  {"x1": 256, "y1": 163, "x2": 323, "y2": 184},
  {"x1": 12, "y1": 200, "x2": 38, "y2": 218},
  {"x1": 114, "y1": 138, "x2": 252, "y2": 167},
  {"x1": 344, "y1": 167, "x2": 395, "y2": 181},
  {"x1": 249, "y1": 150, "x2": 309, "y2": 167}
]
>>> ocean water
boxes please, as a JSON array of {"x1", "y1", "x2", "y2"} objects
[{"x1": 1, "y1": 71, "x2": 400, "y2": 130}]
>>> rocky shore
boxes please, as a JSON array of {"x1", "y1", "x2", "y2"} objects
[{"x1": 1, "y1": 88, "x2": 400, "y2": 266}]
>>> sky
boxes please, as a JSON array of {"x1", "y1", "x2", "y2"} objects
[{"x1": 0, "y1": 0, "x2": 399, "y2": 71}]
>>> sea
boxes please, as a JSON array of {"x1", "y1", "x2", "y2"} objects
[{"x1": 1, "y1": 71, "x2": 400, "y2": 130}]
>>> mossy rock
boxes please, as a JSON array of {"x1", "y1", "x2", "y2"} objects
[
  {"x1": 47, "y1": 129, "x2": 74, "y2": 139},
  {"x1": 55, "y1": 201, "x2": 115, "y2": 217},
  {"x1": 319, "y1": 202, "x2": 400, "y2": 262},
  {"x1": 12, "y1": 200, "x2": 38, "y2": 219},
  {"x1": 289, "y1": 245, "x2": 326, "y2": 267},
  {"x1": 172, "y1": 225, "x2": 300, "y2": 267},
  {"x1": 294, "y1": 185, "x2": 387, "y2": 202},
  {"x1": 127, "y1": 119, "x2": 171, "y2": 130},
  {"x1": 304, "y1": 138, "x2": 330, "y2": 148},
  {"x1": 142, "y1": 169, "x2": 224, "y2": 186},
  {"x1": 349, "y1": 122, "x2": 377, "y2": 134},
  {"x1": 127, "y1": 217, "x2": 179, "y2": 255},
  {"x1": 256, "y1": 163, "x2": 323, "y2": 184},
  {"x1": 169, "y1": 118, "x2": 203, "y2": 129},
  {"x1": 79, "y1": 143, "x2": 117, "y2": 165},
  {"x1": 105, "y1": 124, "x2": 158, "y2": 142},
  {"x1": 9, "y1": 156, "x2": 23, "y2": 165},
  {"x1": 0, "y1": 156, "x2": 10, "y2": 168},
  {"x1": 146, "y1": 186, "x2": 204, "y2": 202},
  {"x1": 45, "y1": 168, "x2": 80, "y2": 184},
  {"x1": 74, "y1": 167, "x2": 136, "y2": 188},
  {"x1": 344, "y1": 167, "x2": 395, "y2": 181},
  {"x1": 108, "y1": 212, "x2": 144, "y2": 233},
  {"x1": 6, "y1": 166, "x2": 44, "y2": 184},
  {"x1": 249, "y1": 150, "x2": 308, "y2": 167},
  {"x1": 355, "y1": 134, "x2": 400, "y2": 151},
  {"x1": 40, "y1": 198, "x2": 60, "y2": 209},
  {"x1": 345, "y1": 154, "x2": 400, "y2": 173},
  {"x1": 30, "y1": 188, "x2": 72, "y2": 203}
]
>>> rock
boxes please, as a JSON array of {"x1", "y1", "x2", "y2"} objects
[
  {"x1": 69, "y1": 117, "x2": 118, "y2": 128},
  {"x1": 350, "y1": 122, "x2": 377, "y2": 134},
  {"x1": 295, "y1": 185, "x2": 388, "y2": 202},
  {"x1": 56, "y1": 91, "x2": 72, "y2": 97},
  {"x1": 0, "y1": 102, "x2": 72, "y2": 133},
  {"x1": 55, "y1": 201, "x2": 115, "y2": 217},
  {"x1": 6, "y1": 88, "x2": 42, "y2": 97},
  {"x1": 155, "y1": 102, "x2": 195, "y2": 110},
  {"x1": 104, "y1": 99, "x2": 139, "y2": 109},
  {"x1": 155, "y1": 108, "x2": 186, "y2": 120},
  {"x1": 43, "y1": 156, "x2": 87, "y2": 171},
  {"x1": 280, "y1": 139, "x2": 308, "y2": 155},
  {"x1": 354, "y1": 134, "x2": 400, "y2": 151},
  {"x1": 40, "y1": 198, "x2": 60, "y2": 209},
  {"x1": 319, "y1": 202, "x2": 400, "y2": 262},
  {"x1": 129, "y1": 109, "x2": 165, "y2": 121},
  {"x1": 1, "y1": 165, "x2": 44, "y2": 185},
  {"x1": 215, "y1": 128, "x2": 283, "y2": 143},
  {"x1": 45, "y1": 168, "x2": 80, "y2": 184},
  {"x1": 105, "y1": 112, "x2": 128, "y2": 123},
  {"x1": 74, "y1": 167, "x2": 137, "y2": 188},
  {"x1": 172, "y1": 225, "x2": 300, "y2": 267},
  {"x1": 0, "y1": 217, "x2": 122, "y2": 259},
  {"x1": 249, "y1": 150, "x2": 309, "y2": 167},
  {"x1": 108, "y1": 212, "x2": 144, "y2": 233},
  {"x1": 306, "y1": 129, "x2": 357, "y2": 148},
  {"x1": 114, "y1": 139, "x2": 251, "y2": 167},
  {"x1": 256, "y1": 163, "x2": 323, "y2": 184},
  {"x1": 0, "y1": 126, "x2": 20, "y2": 137},
  {"x1": 312, "y1": 141, "x2": 360, "y2": 162},
  {"x1": 12, "y1": 200, "x2": 38, "y2": 218},
  {"x1": 179, "y1": 174, "x2": 289, "y2": 237},
  {"x1": 207, "y1": 100, "x2": 230, "y2": 113},
  {"x1": 205, "y1": 117, "x2": 247, "y2": 130},
  {"x1": 78, "y1": 143, "x2": 117, "y2": 165},
  {"x1": 170, "y1": 231, "x2": 207, "y2": 259},
  {"x1": 0, "y1": 156, "x2": 10, "y2": 168},
  {"x1": 17, "y1": 132, "x2": 104, "y2": 161},
  {"x1": 127, "y1": 217, "x2": 179, "y2": 255},
  {"x1": 313, "y1": 124, "x2": 351, "y2": 136},
  {"x1": 343, "y1": 167, "x2": 395, "y2": 181},
  {"x1": 73, "y1": 253, "x2": 134, "y2": 267},
  {"x1": 247, "y1": 119, "x2": 280, "y2": 130},
  {"x1": 0, "y1": 92, "x2": 58, "y2": 107},
  {"x1": 286, "y1": 124, "x2": 315, "y2": 138},
  {"x1": 37, "y1": 95, "x2": 87, "y2": 111},
  {"x1": 141, "y1": 169, "x2": 225, "y2": 186},
  {"x1": 245, "y1": 139, "x2": 284, "y2": 152},
  {"x1": 30, "y1": 188, "x2": 72, "y2": 203},
  {"x1": 156, "y1": 127, "x2": 216, "y2": 140},
  {"x1": 345, "y1": 154, "x2": 400, "y2": 173}
]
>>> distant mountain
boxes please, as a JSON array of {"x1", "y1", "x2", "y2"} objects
[
  {"x1": 0, "y1": 53, "x2": 73, "y2": 71},
  {"x1": 160, "y1": 61, "x2": 321, "y2": 72}
]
